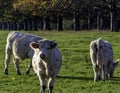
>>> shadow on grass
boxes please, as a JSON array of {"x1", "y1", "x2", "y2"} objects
[
  {"x1": 109, "y1": 77, "x2": 120, "y2": 81},
  {"x1": 57, "y1": 75, "x2": 93, "y2": 81},
  {"x1": 57, "y1": 76, "x2": 120, "y2": 82}
]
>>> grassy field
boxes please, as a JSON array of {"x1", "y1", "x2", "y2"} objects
[{"x1": 1, "y1": 30, "x2": 120, "y2": 93}]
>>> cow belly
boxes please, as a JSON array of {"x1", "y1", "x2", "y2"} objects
[{"x1": 13, "y1": 46, "x2": 29, "y2": 60}]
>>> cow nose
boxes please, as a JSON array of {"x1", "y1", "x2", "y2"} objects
[{"x1": 40, "y1": 54, "x2": 46, "y2": 59}]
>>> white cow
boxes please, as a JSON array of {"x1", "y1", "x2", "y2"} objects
[
  {"x1": 30, "y1": 39, "x2": 62, "y2": 93},
  {"x1": 4, "y1": 31, "x2": 43, "y2": 75},
  {"x1": 90, "y1": 38, "x2": 119, "y2": 82}
]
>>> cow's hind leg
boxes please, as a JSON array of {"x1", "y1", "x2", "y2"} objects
[
  {"x1": 13, "y1": 58, "x2": 21, "y2": 75},
  {"x1": 4, "y1": 47, "x2": 12, "y2": 75},
  {"x1": 26, "y1": 59, "x2": 32, "y2": 74},
  {"x1": 93, "y1": 65, "x2": 101, "y2": 82}
]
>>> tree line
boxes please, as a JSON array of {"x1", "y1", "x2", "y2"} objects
[{"x1": 0, "y1": 0, "x2": 120, "y2": 32}]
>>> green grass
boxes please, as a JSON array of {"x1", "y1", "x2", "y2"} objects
[{"x1": 1, "y1": 30, "x2": 120, "y2": 93}]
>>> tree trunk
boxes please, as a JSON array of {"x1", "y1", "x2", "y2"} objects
[
  {"x1": 13, "y1": 21, "x2": 17, "y2": 30},
  {"x1": 0, "y1": 23, "x2": 1, "y2": 30},
  {"x1": 27, "y1": 18, "x2": 32, "y2": 31},
  {"x1": 101, "y1": 16, "x2": 109, "y2": 30},
  {"x1": 43, "y1": 16, "x2": 51, "y2": 31},
  {"x1": 16, "y1": 22, "x2": 22, "y2": 30},
  {"x1": 1, "y1": 22, "x2": 4, "y2": 30},
  {"x1": 39, "y1": 16, "x2": 44, "y2": 30},
  {"x1": 17, "y1": 22, "x2": 21, "y2": 30},
  {"x1": 110, "y1": 11, "x2": 118, "y2": 32},
  {"x1": 118, "y1": 20, "x2": 120, "y2": 30},
  {"x1": 7, "y1": 22, "x2": 11, "y2": 30},
  {"x1": 2, "y1": 22, "x2": 7, "y2": 30},
  {"x1": 57, "y1": 14, "x2": 63, "y2": 31},
  {"x1": 110, "y1": 0, "x2": 118, "y2": 32},
  {"x1": 97, "y1": 12, "x2": 103, "y2": 30},
  {"x1": 24, "y1": 19, "x2": 28, "y2": 31},
  {"x1": 87, "y1": 11, "x2": 91, "y2": 30},
  {"x1": 9, "y1": 22, "x2": 13, "y2": 30},
  {"x1": 32, "y1": 16, "x2": 38, "y2": 31},
  {"x1": 74, "y1": 11, "x2": 80, "y2": 31}
]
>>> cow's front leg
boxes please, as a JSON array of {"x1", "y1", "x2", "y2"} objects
[
  {"x1": 48, "y1": 77, "x2": 55, "y2": 93},
  {"x1": 103, "y1": 64, "x2": 108, "y2": 81},
  {"x1": 13, "y1": 58, "x2": 21, "y2": 75},
  {"x1": 38, "y1": 74, "x2": 47, "y2": 93}
]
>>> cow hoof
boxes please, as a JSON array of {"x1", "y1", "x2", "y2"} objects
[
  {"x1": 17, "y1": 71, "x2": 22, "y2": 75},
  {"x1": 98, "y1": 76, "x2": 101, "y2": 80},
  {"x1": 103, "y1": 79, "x2": 106, "y2": 82},
  {"x1": 25, "y1": 70, "x2": 30, "y2": 75},
  {"x1": 25, "y1": 69, "x2": 30, "y2": 75},
  {"x1": 103, "y1": 78, "x2": 108, "y2": 82},
  {"x1": 4, "y1": 69, "x2": 8, "y2": 75},
  {"x1": 17, "y1": 73, "x2": 22, "y2": 75},
  {"x1": 94, "y1": 79, "x2": 97, "y2": 82},
  {"x1": 34, "y1": 73, "x2": 37, "y2": 75}
]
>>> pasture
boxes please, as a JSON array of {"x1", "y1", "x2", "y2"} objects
[{"x1": 0, "y1": 30, "x2": 120, "y2": 93}]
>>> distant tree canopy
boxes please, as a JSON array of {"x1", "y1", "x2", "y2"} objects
[
  {"x1": 0, "y1": 0, "x2": 120, "y2": 31},
  {"x1": 13, "y1": 0, "x2": 53, "y2": 16}
]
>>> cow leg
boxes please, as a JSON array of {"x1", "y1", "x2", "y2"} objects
[
  {"x1": 99, "y1": 68, "x2": 102, "y2": 80},
  {"x1": 38, "y1": 73, "x2": 47, "y2": 93},
  {"x1": 48, "y1": 77, "x2": 55, "y2": 93},
  {"x1": 41, "y1": 85, "x2": 46, "y2": 93},
  {"x1": 26, "y1": 59, "x2": 32, "y2": 74},
  {"x1": 4, "y1": 47, "x2": 12, "y2": 75},
  {"x1": 103, "y1": 64, "x2": 108, "y2": 81},
  {"x1": 93, "y1": 65, "x2": 97, "y2": 82},
  {"x1": 13, "y1": 58, "x2": 21, "y2": 75},
  {"x1": 93, "y1": 65, "x2": 101, "y2": 82}
]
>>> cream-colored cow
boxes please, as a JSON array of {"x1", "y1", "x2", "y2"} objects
[
  {"x1": 90, "y1": 38, "x2": 119, "y2": 82},
  {"x1": 30, "y1": 39, "x2": 62, "y2": 93},
  {"x1": 4, "y1": 31, "x2": 42, "y2": 75}
]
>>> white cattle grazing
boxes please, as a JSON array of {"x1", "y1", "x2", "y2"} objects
[
  {"x1": 4, "y1": 31, "x2": 43, "y2": 75},
  {"x1": 30, "y1": 39, "x2": 62, "y2": 93},
  {"x1": 90, "y1": 38, "x2": 119, "y2": 82}
]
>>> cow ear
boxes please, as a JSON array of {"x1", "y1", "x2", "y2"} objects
[
  {"x1": 30, "y1": 42, "x2": 39, "y2": 49},
  {"x1": 114, "y1": 59, "x2": 119, "y2": 67},
  {"x1": 51, "y1": 41, "x2": 57, "y2": 48}
]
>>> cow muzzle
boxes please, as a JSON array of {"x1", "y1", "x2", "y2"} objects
[{"x1": 40, "y1": 54, "x2": 46, "y2": 60}]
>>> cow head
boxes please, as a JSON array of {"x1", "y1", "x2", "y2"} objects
[
  {"x1": 30, "y1": 40, "x2": 57, "y2": 60},
  {"x1": 109, "y1": 59, "x2": 119, "y2": 77}
]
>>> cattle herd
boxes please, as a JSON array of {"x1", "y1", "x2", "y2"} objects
[{"x1": 4, "y1": 31, "x2": 119, "y2": 93}]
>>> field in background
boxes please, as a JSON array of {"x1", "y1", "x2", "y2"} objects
[{"x1": 0, "y1": 31, "x2": 120, "y2": 93}]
